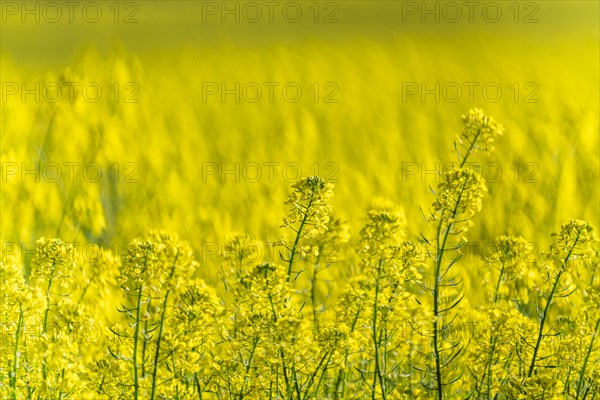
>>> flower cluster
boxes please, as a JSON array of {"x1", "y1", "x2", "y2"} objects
[
  {"x1": 119, "y1": 230, "x2": 196, "y2": 294},
  {"x1": 484, "y1": 235, "x2": 536, "y2": 303},
  {"x1": 281, "y1": 176, "x2": 334, "y2": 240},
  {"x1": 432, "y1": 167, "x2": 487, "y2": 227},
  {"x1": 281, "y1": 176, "x2": 337, "y2": 282},
  {"x1": 359, "y1": 198, "x2": 407, "y2": 259},
  {"x1": 29, "y1": 238, "x2": 76, "y2": 290},
  {"x1": 455, "y1": 107, "x2": 504, "y2": 161},
  {"x1": 547, "y1": 219, "x2": 598, "y2": 269}
]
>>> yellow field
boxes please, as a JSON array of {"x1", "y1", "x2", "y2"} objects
[{"x1": 1, "y1": 1, "x2": 599, "y2": 399}]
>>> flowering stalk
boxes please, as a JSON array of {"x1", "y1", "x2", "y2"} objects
[
  {"x1": 150, "y1": 251, "x2": 179, "y2": 400},
  {"x1": 278, "y1": 177, "x2": 334, "y2": 397},
  {"x1": 576, "y1": 318, "x2": 600, "y2": 400},
  {"x1": 371, "y1": 258, "x2": 387, "y2": 400},
  {"x1": 332, "y1": 277, "x2": 368, "y2": 399},
  {"x1": 281, "y1": 176, "x2": 334, "y2": 283},
  {"x1": 288, "y1": 198, "x2": 313, "y2": 282},
  {"x1": 29, "y1": 239, "x2": 77, "y2": 397},
  {"x1": 354, "y1": 199, "x2": 420, "y2": 399},
  {"x1": 40, "y1": 258, "x2": 57, "y2": 387},
  {"x1": 528, "y1": 221, "x2": 596, "y2": 377},
  {"x1": 424, "y1": 109, "x2": 503, "y2": 399},
  {"x1": 472, "y1": 235, "x2": 530, "y2": 399},
  {"x1": 307, "y1": 216, "x2": 349, "y2": 333},
  {"x1": 10, "y1": 305, "x2": 24, "y2": 399},
  {"x1": 111, "y1": 231, "x2": 195, "y2": 399},
  {"x1": 132, "y1": 285, "x2": 143, "y2": 399}
]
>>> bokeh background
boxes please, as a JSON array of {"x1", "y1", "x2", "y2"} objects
[{"x1": 1, "y1": 0, "x2": 598, "y2": 282}]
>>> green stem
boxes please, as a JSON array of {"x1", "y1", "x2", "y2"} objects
[
  {"x1": 41, "y1": 260, "x2": 57, "y2": 389},
  {"x1": 528, "y1": 233, "x2": 579, "y2": 378},
  {"x1": 132, "y1": 286, "x2": 143, "y2": 400},
  {"x1": 291, "y1": 361, "x2": 302, "y2": 400},
  {"x1": 493, "y1": 259, "x2": 507, "y2": 303},
  {"x1": 150, "y1": 291, "x2": 170, "y2": 400},
  {"x1": 141, "y1": 299, "x2": 151, "y2": 379},
  {"x1": 77, "y1": 281, "x2": 91, "y2": 305},
  {"x1": 478, "y1": 258, "x2": 507, "y2": 398},
  {"x1": 431, "y1": 177, "x2": 468, "y2": 399},
  {"x1": 484, "y1": 339, "x2": 497, "y2": 400},
  {"x1": 194, "y1": 373, "x2": 202, "y2": 399},
  {"x1": 311, "y1": 254, "x2": 321, "y2": 333},
  {"x1": 267, "y1": 291, "x2": 292, "y2": 400},
  {"x1": 57, "y1": 368, "x2": 65, "y2": 399},
  {"x1": 310, "y1": 352, "x2": 333, "y2": 399},
  {"x1": 528, "y1": 270, "x2": 563, "y2": 377},
  {"x1": 10, "y1": 306, "x2": 24, "y2": 399},
  {"x1": 333, "y1": 304, "x2": 362, "y2": 400},
  {"x1": 372, "y1": 258, "x2": 387, "y2": 400},
  {"x1": 287, "y1": 197, "x2": 314, "y2": 282},
  {"x1": 459, "y1": 128, "x2": 481, "y2": 168},
  {"x1": 575, "y1": 318, "x2": 600, "y2": 399},
  {"x1": 239, "y1": 337, "x2": 259, "y2": 400},
  {"x1": 150, "y1": 251, "x2": 180, "y2": 399},
  {"x1": 432, "y1": 220, "x2": 455, "y2": 398}
]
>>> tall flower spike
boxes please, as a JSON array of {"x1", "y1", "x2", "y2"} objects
[
  {"x1": 485, "y1": 235, "x2": 535, "y2": 303},
  {"x1": 282, "y1": 176, "x2": 334, "y2": 237},
  {"x1": 455, "y1": 108, "x2": 504, "y2": 165},
  {"x1": 281, "y1": 176, "x2": 335, "y2": 281}
]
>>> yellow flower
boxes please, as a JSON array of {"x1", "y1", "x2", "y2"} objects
[{"x1": 455, "y1": 107, "x2": 504, "y2": 159}]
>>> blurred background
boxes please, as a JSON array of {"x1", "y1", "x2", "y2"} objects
[{"x1": 1, "y1": 1, "x2": 598, "y2": 281}]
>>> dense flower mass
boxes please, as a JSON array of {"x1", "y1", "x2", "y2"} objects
[{"x1": 1, "y1": 110, "x2": 598, "y2": 399}]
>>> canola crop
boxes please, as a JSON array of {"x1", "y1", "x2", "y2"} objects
[{"x1": 1, "y1": 2, "x2": 599, "y2": 399}]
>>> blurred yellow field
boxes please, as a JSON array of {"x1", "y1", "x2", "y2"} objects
[{"x1": 1, "y1": 1, "x2": 599, "y2": 399}]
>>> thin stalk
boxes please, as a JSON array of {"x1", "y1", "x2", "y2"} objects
[
  {"x1": 459, "y1": 128, "x2": 482, "y2": 168},
  {"x1": 132, "y1": 286, "x2": 144, "y2": 400},
  {"x1": 528, "y1": 233, "x2": 579, "y2": 377},
  {"x1": 430, "y1": 125, "x2": 481, "y2": 399},
  {"x1": 291, "y1": 361, "x2": 302, "y2": 400},
  {"x1": 141, "y1": 299, "x2": 151, "y2": 379},
  {"x1": 57, "y1": 368, "x2": 65, "y2": 399},
  {"x1": 333, "y1": 304, "x2": 362, "y2": 400},
  {"x1": 432, "y1": 199, "x2": 462, "y2": 400},
  {"x1": 575, "y1": 318, "x2": 600, "y2": 400},
  {"x1": 267, "y1": 291, "x2": 292, "y2": 400},
  {"x1": 493, "y1": 259, "x2": 507, "y2": 304},
  {"x1": 310, "y1": 352, "x2": 333, "y2": 399},
  {"x1": 310, "y1": 255, "x2": 321, "y2": 333},
  {"x1": 150, "y1": 252, "x2": 180, "y2": 399},
  {"x1": 478, "y1": 258, "x2": 507, "y2": 398},
  {"x1": 194, "y1": 373, "x2": 202, "y2": 399},
  {"x1": 372, "y1": 258, "x2": 387, "y2": 400},
  {"x1": 485, "y1": 339, "x2": 497, "y2": 400},
  {"x1": 77, "y1": 282, "x2": 91, "y2": 305},
  {"x1": 150, "y1": 291, "x2": 170, "y2": 399},
  {"x1": 287, "y1": 197, "x2": 314, "y2": 282},
  {"x1": 41, "y1": 260, "x2": 57, "y2": 389},
  {"x1": 302, "y1": 351, "x2": 330, "y2": 399},
  {"x1": 239, "y1": 337, "x2": 259, "y2": 400},
  {"x1": 11, "y1": 305, "x2": 24, "y2": 399}
]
